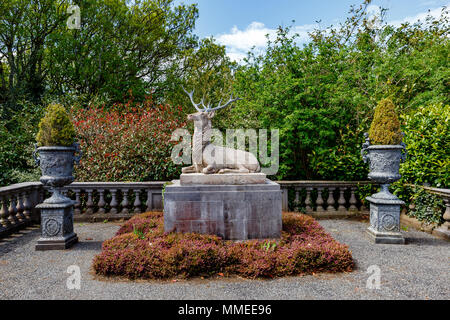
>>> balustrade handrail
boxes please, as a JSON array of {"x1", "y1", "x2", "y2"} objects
[
  {"x1": 277, "y1": 181, "x2": 374, "y2": 187},
  {"x1": 0, "y1": 182, "x2": 42, "y2": 194}
]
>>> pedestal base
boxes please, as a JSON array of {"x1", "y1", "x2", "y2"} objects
[
  {"x1": 35, "y1": 233, "x2": 79, "y2": 251},
  {"x1": 35, "y1": 200, "x2": 78, "y2": 251},
  {"x1": 366, "y1": 227, "x2": 405, "y2": 244},
  {"x1": 366, "y1": 195, "x2": 405, "y2": 245},
  {"x1": 164, "y1": 179, "x2": 282, "y2": 240}
]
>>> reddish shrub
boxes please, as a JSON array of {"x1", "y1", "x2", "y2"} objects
[
  {"x1": 72, "y1": 97, "x2": 187, "y2": 182},
  {"x1": 93, "y1": 212, "x2": 354, "y2": 280}
]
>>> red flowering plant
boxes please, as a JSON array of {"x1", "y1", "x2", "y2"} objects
[
  {"x1": 93, "y1": 212, "x2": 354, "y2": 280},
  {"x1": 72, "y1": 96, "x2": 187, "y2": 182}
]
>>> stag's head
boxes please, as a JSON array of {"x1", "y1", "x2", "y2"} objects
[{"x1": 183, "y1": 87, "x2": 241, "y2": 126}]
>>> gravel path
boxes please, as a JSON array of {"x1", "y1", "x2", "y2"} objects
[{"x1": 0, "y1": 219, "x2": 448, "y2": 300}]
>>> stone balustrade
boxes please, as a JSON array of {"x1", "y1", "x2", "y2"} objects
[
  {"x1": 421, "y1": 186, "x2": 450, "y2": 239},
  {"x1": 2, "y1": 180, "x2": 448, "y2": 239},
  {"x1": 278, "y1": 181, "x2": 377, "y2": 217},
  {"x1": 62, "y1": 182, "x2": 165, "y2": 222},
  {"x1": 0, "y1": 182, "x2": 43, "y2": 238}
]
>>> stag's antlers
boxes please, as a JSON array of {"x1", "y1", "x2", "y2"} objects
[{"x1": 182, "y1": 87, "x2": 241, "y2": 112}]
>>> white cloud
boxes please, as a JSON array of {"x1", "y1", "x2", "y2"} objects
[
  {"x1": 390, "y1": 4, "x2": 449, "y2": 27},
  {"x1": 216, "y1": 21, "x2": 316, "y2": 62},
  {"x1": 217, "y1": 4, "x2": 449, "y2": 62}
]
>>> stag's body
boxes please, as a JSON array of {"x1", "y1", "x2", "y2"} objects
[{"x1": 181, "y1": 88, "x2": 260, "y2": 175}]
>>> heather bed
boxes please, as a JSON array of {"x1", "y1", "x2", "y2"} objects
[{"x1": 92, "y1": 212, "x2": 354, "y2": 280}]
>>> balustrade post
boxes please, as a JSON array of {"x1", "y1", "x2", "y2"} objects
[
  {"x1": 121, "y1": 189, "x2": 130, "y2": 214},
  {"x1": 0, "y1": 194, "x2": 10, "y2": 229},
  {"x1": 98, "y1": 190, "x2": 106, "y2": 214},
  {"x1": 294, "y1": 188, "x2": 300, "y2": 212},
  {"x1": 326, "y1": 187, "x2": 336, "y2": 212},
  {"x1": 16, "y1": 192, "x2": 26, "y2": 222},
  {"x1": 337, "y1": 188, "x2": 346, "y2": 211},
  {"x1": 22, "y1": 190, "x2": 32, "y2": 221},
  {"x1": 8, "y1": 194, "x2": 19, "y2": 225},
  {"x1": 146, "y1": 190, "x2": 153, "y2": 212},
  {"x1": 133, "y1": 189, "x2": 142, "y2": 214},
  {"x1": 74, "y1": 190, "x2": 81, "y2": 215},
  {"x1": 86, "y1": 189, "x2": 94, "y2": 215},
  {"x1": 281, "y1": 188, "x2": 289, "y2": 212},
  {"x1": 110, "y1": 189, "x2": 118, "y2": 214},
  {"x1": 349, "y1": 187, "x2": 358, "y2": 211},
  {"x1": 316, "y1": 188, "x2": 324, "y2": 211},
  {"x1": 434, "y1": 196, "x2": 450, "y2": 240},
  {"x1": 305, "y1": 187, "x2": 313, "y2": 212}
]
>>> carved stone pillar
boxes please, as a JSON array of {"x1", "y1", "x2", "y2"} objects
[
  {"x1": 434, "y1": 197, "x2": 450, "y2": 240},
  {"x1": 133, "y1": 190, "x2": 142, "y2": 214},
  {"x1": 97, "y1": 190, "x2": 106, "y2": 214}
]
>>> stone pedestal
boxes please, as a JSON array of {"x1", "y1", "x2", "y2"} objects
[
  {"x1": 35, "y1": 200, "x2": 78, "y2": 251},
  {"x1": 366, "y1": 195, "x2": 405, "y2": 244},
  {"x1": 164, "y1": 179, "x2": 282, "y2": 240}
]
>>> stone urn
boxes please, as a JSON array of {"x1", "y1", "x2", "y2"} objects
[
  {"x1": 34, "y1": 144, "x2": 82, "y2": 203},
  {"x1": 33, "y1": 143, "x2": 82, "y2": 250},
  {"x1": 361, "y1": 133, "x2": 407, "y2": 244}
]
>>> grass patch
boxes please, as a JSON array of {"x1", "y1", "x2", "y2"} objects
[{"x1": 93, "y1": 212, "x2": 354, "y2": 280}]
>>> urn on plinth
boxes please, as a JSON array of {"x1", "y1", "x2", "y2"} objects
[
  {"x1": 34, "y1": 144, "x2": 82, "y2": 250},
  {"x1": 362, "y1": 134, "x2": 407, "y2": 244}
]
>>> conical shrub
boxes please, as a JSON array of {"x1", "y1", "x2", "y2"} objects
[
  {"x1": 368, "y1": 98, "x2": 403, "y2": 145},
  {"x1": 36, "y1": 103, "x2": 76, "y2": 147}
]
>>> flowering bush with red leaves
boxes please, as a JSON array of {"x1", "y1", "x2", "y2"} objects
[
  {"x1": 93, "y1": 212, "x2": 354, "y2": 280},
  {"x1": 72, "y1": 98, "x2": 187, "y2": 182}
]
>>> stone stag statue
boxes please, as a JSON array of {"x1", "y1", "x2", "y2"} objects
[{"x1": 182, "y1": 88, "x2": 261, "y2": 175}]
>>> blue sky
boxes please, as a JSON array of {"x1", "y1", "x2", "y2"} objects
[{"x1": 174, "y1": 0, "x2": 449, "y2": 61}]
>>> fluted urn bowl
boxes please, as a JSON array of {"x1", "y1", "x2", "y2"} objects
[
  {"x1": 365, "y1": 145, "x2": 404, "y2": 185},
  {"x1": 34, "y1": 144, "x2": 81, "y2": 204}
]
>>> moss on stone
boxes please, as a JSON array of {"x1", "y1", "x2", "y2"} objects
[{"x1": 368, "y1": 98, "x2": 403, "y2": 145}]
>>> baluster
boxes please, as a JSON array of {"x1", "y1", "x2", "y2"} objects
[
  {"x1": 110, "y1": 189, "x2": 118, "y2": 214},
  {"x1": 146, "y1": 190, "x2": 153, "y2": 212},
  {"x1": 97, "y1": 189, "x2": 106, "y2": 214},
  {"x1": 74, "y1": 190, "x2": 81, "y2": 215},
  {"x1": 305, "y1": 187, "x2": 313, "y2": 211},
  {"x1": 327, "y1": 187, "x2": 336, "y2": 212},
  {"x1": 86, "y1": 189, "x2": 94, "y2": 215},
  {"x1": 22, "y1": 190, "x2": 32, "y2": 221},
  {"x1": 281, "y1": 188, "x2": 289, "y2": 212},
  {"x1": 121, "y1": 189, "x2": 130, "y2": 214},
  {"x1": 349, "y1": 187, "x2": 358, "y2": 211},
  {"x1": 133, "y1": 189, "x2": 142, "y2": 214},
  {"x1": 16, "y1": 192, "x2": 26, "y2": 222},
  {"x1": 337, "y1": 187, "x2": 346, "y2": 211},
  {"x1": 0, "y1": 194, "x2": 10, "y2": 228},
  {"x1": 294, "y1": 188, "x2": 300, "y2": 211},
  {"x1": 8, "y1": 194, "x2": 19, "y2": 225},
  {"x1": 316, "y1": 187, "x2": 324, "y2": 211}
]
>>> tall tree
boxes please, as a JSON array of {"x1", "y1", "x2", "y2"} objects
[
  {"x1": 0, "y1": 0, "x2": 68, "y2": 112},
  {"x1": 45, "y1": 0, "x2": 199, "y2": 104}
]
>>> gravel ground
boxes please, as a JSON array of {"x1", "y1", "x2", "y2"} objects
[{"x1": 0, "y1": 218, "x2": 448, "y2": 300}]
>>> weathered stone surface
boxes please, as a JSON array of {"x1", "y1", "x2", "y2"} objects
[
  {"x1": 180, "y1": 173, "x2": 266, "y2": 185},
  {"x1": 366, "y1": 196, "x2": 405, "y2": 244},
  {"x1": 164, "y1": 179, "x2": 282, "y2": 240},
  {"x1": 35, "y1": 201, "x2": 78, "y2": 250}
]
